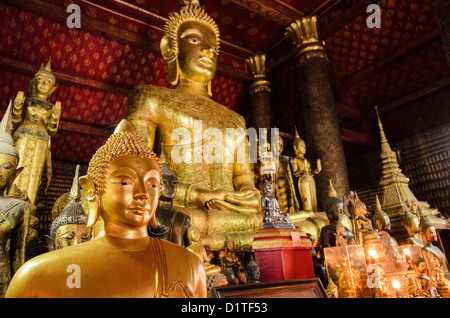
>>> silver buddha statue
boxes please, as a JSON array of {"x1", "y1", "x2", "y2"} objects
[{"x1": 261, "y1": 180, "x2": 295, "y2": 229}]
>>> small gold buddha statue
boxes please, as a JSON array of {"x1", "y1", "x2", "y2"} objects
[
  {"x1": 320, "y1": 186, "x2": 355, "y2": 248},
  {"x1": 218, "y1": 239, "x2": 247, "y2": 285},
  {"x1": 10, "y1": 59, "x2": 61, "y2": 205},
  {"x1": 291, "y1": 127, "x2": 321, "y2": 212},
  {"x1": 186, "y1": 226, "x2": 221, "y2": 276},
  {"x1": 5, "y1": 120, "x2": 206, "y2": 298},
  {"x1": 0, "y1": 102, "x2": 34, "y2": 297},
  {"x1": 369, "y1": 195, "x2": 399, "y2": 261},
  {"x1": 274, "y1": 134, "x2": 299, "y2": 213},
  {"x1": 47, "y1": 201, "x2": 91, "y2": 251},
  {"x1": 413, "y1": 256, "x2": 437, "y2": 297},
  {"x1": 46, "y1": 172, "x2": 91, "y2": 251},
  {"x1": 351, "y1": 194, "x2": 375, "y2": 245},
  {"x1": 51, "y1": 165, "x2": 89, "y2": 221},
  {"x1": 418, "y1": 210, "x2": 449, "y2": 276},
  {"x1": 126, "y1": 0, "x2": 261, "y2": 249},
  {"x1": 402, "y1": 201, "x2": 423, "y2": 246},
  {"x1": 372, "y1": 196, "x2": 398, "y2": 248}
]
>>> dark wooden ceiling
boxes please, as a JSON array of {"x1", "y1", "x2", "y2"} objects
[{"x1": 0, "y1": 0, "x2": 449, "y2": 164}]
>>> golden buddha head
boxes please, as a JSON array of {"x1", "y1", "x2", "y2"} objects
[
  {"x1": 187, "y1": 225, "x2": 201, "y2": 244},
  {"x1": 293, "y1": 127, "x2": 306, "y2": 156},
  {"x1": 28, "y1": 59, "x2": 56, "y2": 100},
  {"x1": 419, "y1": 215, "x2": 437, "y2": 242},
  {"x1": 373, "y1": 195, "x2": 391, "y2": 231},
  {"x1": 277, "y1": 133, "x2": 284, "y2": 154},
  {"x1": 0, "y1": 102, "x2": 20, "y2": 193},
  {"x1": 49, "y1": 201, "x2": 90, "y2": 250},
  {"x1": 161, "y1": 0, "x2": 220, "y2": 95},
  {"x1": 403, "y1": 210, "x2": 420, "y2": 235},
  {"x1": 79, "y1": 120, "x2": 162, "y2": 230}
]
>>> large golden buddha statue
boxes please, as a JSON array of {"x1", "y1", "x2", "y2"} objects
[
  {"x1": 10, "y1": 60, "x2": 61, "y2": 205},
  {"x1": 126, "y1": 0, "x2": 261, "y2": 249},
  {"x1": 5, "y1": 120, "x2": 206, "y2": 298}
]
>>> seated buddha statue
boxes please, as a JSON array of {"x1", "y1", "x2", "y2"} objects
[
  {"x1": 351, "y1": 194, "x2": 376, "y2": 245},
  {"x1": 5, "y1": 120, "x2": 206, "y2": 298},
  {"x1": 368, "y1": 195, "x2": 399, "y2": 262},
  {"x1": 148, "y1": 163, "x2": 190, "y2": 247},
  {"x1": 0, "y1": 103, "x2": 34, "y2": 297},
  {"x1": 126, "y1": 0, "x2": 261, "y2": 249},
  {"x1": 320, "y1": 183, "x2": 355, "y2": 248},
  {"x1": 186, "y1": 226, "x2": 221, "y2": 275},
  {"x1": 402, "y1": 201, "x2": 423, "y2": 246}
]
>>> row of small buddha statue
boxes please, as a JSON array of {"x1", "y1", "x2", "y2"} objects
[{"x1": 318, "y1": 181, "x2": 450, "y2": 297}]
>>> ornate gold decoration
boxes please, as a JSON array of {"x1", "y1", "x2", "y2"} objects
[
  {"x1": 245, "y1": 53, "x2": 271, "y2": 95},
  {"x1": 375, "y1": 107, "x2": 440, "y2": 220},
  {"x1": 285, "y1": 16, "x2": 328, "y2": 64}
]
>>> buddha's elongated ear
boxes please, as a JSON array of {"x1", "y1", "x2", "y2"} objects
[
  {"x1": 160, "y1": 36, "x2": 180, "y2": 87},
  {"x1": 78, "y1": 175, "x2": 99, "y2": 228}
]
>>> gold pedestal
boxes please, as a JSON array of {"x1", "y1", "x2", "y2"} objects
[{"x1": 252, "y1": 227, "x2": 311, "y2": 249}]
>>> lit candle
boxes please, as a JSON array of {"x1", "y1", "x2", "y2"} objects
[
  {"x1": 392, "y1": 280, "x2": 402, "y2": 298},
  {"x1": 404, "y1": 248, "x2": 413, "y2": 270},
  {"x1": 404, "y1": 248, "x2": 411, "y2": 260},
  {"x1": 368, "y1": 249, "x2": 377, "y2": 264}
]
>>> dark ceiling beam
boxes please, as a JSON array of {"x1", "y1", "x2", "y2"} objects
[
  {"x1": 4, "y1": 0, "x2": 250, "y2": 82},
  {"x1": 336, "y1": 102, "x2": 366, "y2": 120},
  {"x1": 342, "y1": 29, "x2": 440, "y2": 88},
  {"x1": 341, "y1": 127, "x2": 373, "y2": 146},
  {"x1": 228, "y1": 0, "x2": 299, "y2": 26},
  {"x1": 0, "y1": 56, "x2": 132, "y2": 97},
  {"x1": 0, "y1": 108, "x2": 113, "y2": 139},
  {"x1": 367, "y1": 75, "x2": 450, "y2": 117},
  {"x1": 58, "y1": 120, "x2": 113, "y2": 138}
]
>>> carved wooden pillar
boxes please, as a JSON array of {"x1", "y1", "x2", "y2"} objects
[
  {"x1": 431, "y1": 0, "x2": 450, "y2": 68},
  {"x1": 245, "y1": 54, "x2": 273, "y2": 134},
  {"x1": 286, "y1": 16, "x2": 350, "y2": 210}
]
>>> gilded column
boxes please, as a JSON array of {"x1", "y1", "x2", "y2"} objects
[
  {"x1": 286, "y1": 16, "x2": 350, "y2": 210},
  {"x1": 245, "y1": 54, "x2": 273, "y2": 134}
]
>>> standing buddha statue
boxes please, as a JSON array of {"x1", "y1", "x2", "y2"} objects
[
  {"x1": 291, "y1": 127, "x2": 321, "y2": 212},
  {"x1": 10, "y1": 59, "x2": 61, "y2": 205},
  {"x1": 126, "y1": 0, "x2": 261, "y2": 249},
  {"x1": 274, "y1": 133, "x2": 299, "y2": 213}
]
